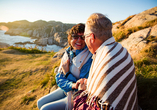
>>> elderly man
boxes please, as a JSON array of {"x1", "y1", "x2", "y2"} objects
[{"x1": 73, "y1": 13, "x2": 139, "y2": 110}]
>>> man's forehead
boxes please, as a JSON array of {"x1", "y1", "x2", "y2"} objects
[{"x1": 84, "y1": 25, "x2": 92, "y2": 34}]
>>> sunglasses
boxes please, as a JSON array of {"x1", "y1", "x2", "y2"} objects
[{"x1": 72, "y1": 34, "x2": 85, "y2": 40}]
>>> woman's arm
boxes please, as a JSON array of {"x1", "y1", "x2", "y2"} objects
[
  {"x1": 56, "y1": 72, "x2": 73, "y2": 92},
  {"x1": 55, "y1": 72, "x2": 79, "y2": 92},
  {"x1": 56, "y1": 57, "x2": 79, "y2": 92}
]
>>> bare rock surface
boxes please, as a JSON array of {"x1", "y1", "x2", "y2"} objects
[
  {"x1": 124, "y1": 6, "x2": 157, "y2": 28},
  {"x1": 120, "y1": 24, "x2": 157, "y2": 56}
]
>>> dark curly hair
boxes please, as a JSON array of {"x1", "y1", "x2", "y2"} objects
[{"x1": 68, "y1": 23, "x2": 85, "y2": 49}]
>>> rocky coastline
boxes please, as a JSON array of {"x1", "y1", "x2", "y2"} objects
[
  {"x1": 0, "y1": 6, "x2": 157, "y2": 55},
  {"x1": 0, "y1": 20, "x2": 75, "y2": 47}
]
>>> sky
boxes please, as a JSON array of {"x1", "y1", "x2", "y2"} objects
[{"x1": 0, "y1": 0, "x2": 157, "y2": 24}]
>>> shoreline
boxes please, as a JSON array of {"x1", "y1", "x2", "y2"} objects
[{"x1": 0, "y1": 42, "x2": 10, "y2": 48}]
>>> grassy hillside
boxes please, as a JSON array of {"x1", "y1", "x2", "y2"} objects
[
  {"x1": 133, "y1": 43, "x2": 157, "y2": 110},
  {"x1": 113, "y1": 17, "x2": 157, "y2": 110},
  {"x1": 0, "y1": 47, "x2": 60, "y2": 110}
]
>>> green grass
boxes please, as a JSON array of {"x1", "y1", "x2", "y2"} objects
[
  {"x1": 0, "y1": 58, "x2": 11, "y2": 65},
  {"x1": 145, "y1": 35, "x2": 157, "y2": 43},
  {"x1": 36, "y1": 60, "x2": 50, "y2": 66},
  {"x1": 0, "y1": 46, "x2": 59, "y2": 109},
  {"x1": 50, "y1": 51, "x2": 56, "y2": 57},
  {"x1": 51, "y1": 59, "x2": 61, "y2": 86},
  {"x1": 20, "y1": 32, "x2": 30, "y2": 37},
  {"x1": 39, "y1": 61, "x2": 59, "y2": 88},
  {"x1": 21, "y1": 95, "x2": 36, "y2": 105},
  {"x1": 40, "y1": 74, "x2": 50, "y2": 88},
  {"x1": 0, "y1": 71, "x2": 33, "y2": 91},
  {"x1": 113, "y1": 31, "x2": 127, "y2": 42},
  {"x1": 144, "y1": 44, "x2": 157, "y2": 58},
  {"x1": 8, "y1": 46, "x2": 48, "y2": 54},
  {"x1": 39, "y1": 58, "x2": 60, "y2": 88},
  {"x1": 50, "y1": 67, "x2": 57, "y2": 87},
  {"x1": 134, "y1": 43, "x2": 157, "y2": 110},
  {"x1": 135, "y1": 60, "x2": 157, "y2": 110},
  {"x1": 0, "y1": 78, "x2": 23, "y2": 103},
  {"x1": 0, "y1": 48, "x2": 4, "y2": 51}
]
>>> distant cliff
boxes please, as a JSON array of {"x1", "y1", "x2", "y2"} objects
[{"x1": 0, "y1": 20, "x2": 75, "y2": 47}]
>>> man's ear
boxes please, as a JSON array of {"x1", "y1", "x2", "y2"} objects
[{"x1": 90, "y1": 33, "x2": 95, "y2": 44}]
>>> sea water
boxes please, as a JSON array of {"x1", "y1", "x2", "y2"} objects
[{"x1": 0, "y1": 30, "x2": 62, "y2": 52}]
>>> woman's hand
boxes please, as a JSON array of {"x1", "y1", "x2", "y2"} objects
[
  {"x1": 72, "y1": 80, "x2": 82, "y2": 89},
  {"x1": 62, "y1": 59, "x2": 70, "y2": 75},
  {"x1": 72, "y1": 83, "x2": 78, "y2": 89},
  {"x1": 78, "y1": 78, "x2": 87, "y2": 90},
  {"x1": 72, "y1": 78, "x2": 87, "y2": 90},
  {"x1": 73, "y1": 78, "x2": 87, "y2": 90},
  {"x1": 78, "y1": 83, "x2": 86, "y2": 90}
]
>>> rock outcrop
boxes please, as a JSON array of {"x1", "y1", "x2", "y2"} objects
[
  {"x1": 120, "y1": 24, "x2": 157, "y2": 56},
  {"x1": 1, "y1": 20, "x2": 75, "y2": 47},
  {"x1": 124, "y1": 6, "x2": 157, "y2": 28},
  {"x1": 112, "y1": 6, "x2": 157, "y2": 57}
]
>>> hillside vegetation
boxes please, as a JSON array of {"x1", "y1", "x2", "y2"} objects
[
  {"x1": 112, "y1": 7, "x2": 157, "y2": 110},
  {"x1": 0, "y1": 47, "x2": 60, "y2": 110},
  {"x1": 0, "y1": 40, "x2": 156, "y2": 110},
  {"x1": 133, "y1": 43, "x2": 157, "y2": 110}
]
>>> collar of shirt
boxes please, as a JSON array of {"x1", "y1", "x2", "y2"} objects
[
  {"x1": 93, "y1": 37, "x2": 115, "y2": 59},
  {"x1": 75, "y1": 45, "x2": 87, "y2": 56},
  {"x1": 66, "y1": 45, "x2": 87, "y2": 58},
  {"x1": 92, "y1": 52, "x2": 96, "y2": 60}
]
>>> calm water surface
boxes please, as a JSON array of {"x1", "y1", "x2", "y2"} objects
[{"x1": 0, "y1": 30, "x2": 62, "y2": 52}]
